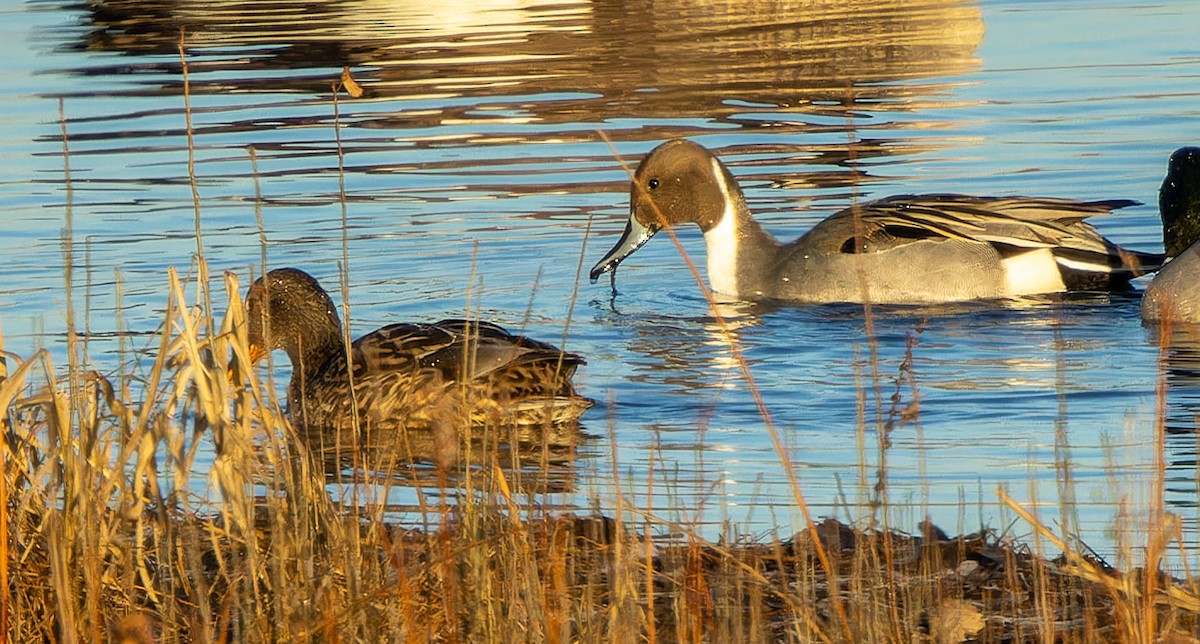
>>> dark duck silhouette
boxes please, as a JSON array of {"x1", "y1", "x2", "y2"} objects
[{"x1": 1144, "y1": 147, "x2": 1200, "y2": 324}]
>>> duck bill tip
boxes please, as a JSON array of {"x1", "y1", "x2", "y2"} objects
[
  {"x1": 228, "y1": 343, "x2": 268, "y2": 383},
  {"x1": 589, "y1": 216, "x2": 657, "y2": 283}
]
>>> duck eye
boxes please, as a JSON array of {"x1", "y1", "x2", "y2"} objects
[{"x1": 648, "y1": 179, "x2": 659, "y2": 190}]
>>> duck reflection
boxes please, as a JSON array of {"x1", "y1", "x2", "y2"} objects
[
  {"x1": 618, "y1": 300, "x2": 767, "y2": 395},
  {"x1": 310, "y1": 424, "x2": 587, "y2": 495},
  {"x1": 1158, "y1": 328, "x2": 1200, "y2": 434},
  {"x1": 76, "y1": 0, "x2": 982, "y2": 123},
  {"x1": 1152, "y1": 327, "x2": 1200, "y2": 521},
  {"x1": 615, "y1": 296, "x2": 1124, "y2": 398}
]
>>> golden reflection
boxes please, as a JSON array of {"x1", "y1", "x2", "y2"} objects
[
  {"x1": 81, "y1": 0, "x2": 982, "y2": 120},
  {"x1": 700, "y1": 301, "x2": 765, "y2": 379},
  {"x1": 332, "y1": 0, "x2": 591, "y2": 40}
]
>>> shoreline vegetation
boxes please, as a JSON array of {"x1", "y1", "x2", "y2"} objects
[
  {"x1": 5, "y1": 54, "x2": 1200, "y2": 642},
  {"x1": 2, "y1": 278, "x2": 1200, "y2": 641}
]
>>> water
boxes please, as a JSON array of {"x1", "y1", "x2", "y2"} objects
[{"x1": 3, "y1": 0, "x2": 1200, "y2": 561}]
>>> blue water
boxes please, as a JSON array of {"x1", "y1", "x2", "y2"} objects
[{"x1": 3, "y1": 0, "x2": 1200, "y2": 563}]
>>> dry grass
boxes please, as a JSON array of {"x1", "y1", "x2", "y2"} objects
[{"x1": 3, "y1": 267, "x2": 1200, "y2": 643}]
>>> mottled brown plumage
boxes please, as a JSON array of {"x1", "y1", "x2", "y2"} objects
[{"x1": 244, "y1": 268, "x2": 592, "y2": 470}]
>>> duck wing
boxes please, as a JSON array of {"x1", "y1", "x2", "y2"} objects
[
  {"x1": 348, "y1": 323, "x2": 455, "y2": 375},
  {"x1": 797, "y1": 194, "x2": 1163, "y2": 278},
  {"x1": 416, "y1": 319, "x2": 585, "y2": 383},
  {"x1": 344, "y1": 318, "x2": 586, "y2": 401}
]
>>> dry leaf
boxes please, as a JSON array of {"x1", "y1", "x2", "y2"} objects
[{"x1": 340, "y1": 66, "x2": 363, "y2": 98}]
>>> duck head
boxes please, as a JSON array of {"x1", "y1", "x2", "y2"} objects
[
  {"x1": 1161, "y1": 146, "x2": 1200, "y2": 258},
  {"x1": 245, "y1": 268, "x2": 343, "y2": 369},
  {"x1": 590, "y1": 139, "x2": 746, "y2": 281}
]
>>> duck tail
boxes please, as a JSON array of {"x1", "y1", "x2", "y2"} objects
[{"x1": 1054, "y1": 246, "x2": 1167, "y2": 290}]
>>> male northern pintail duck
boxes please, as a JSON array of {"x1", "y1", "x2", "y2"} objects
[
  {"x1": 590, "y1": 139, "x2": 1165, "y2": 305},
  {"x1": 1143, "y1": 147, "x2": 1200, "y2": 324},
  {"x1": 244, "y1": 268, "x2": 592, "y2": 466}
]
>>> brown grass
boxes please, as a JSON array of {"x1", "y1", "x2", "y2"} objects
[{"x1": 4, "y1": 308, "x2": 1200, "y2": 642}]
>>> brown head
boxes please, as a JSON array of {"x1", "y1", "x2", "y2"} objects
[
  {"x1": 590, "y1": 139, "x2": 748, "y2": 281},
  {"x1": 244, "y1": 268, "x2": 344, "y2": 371}
]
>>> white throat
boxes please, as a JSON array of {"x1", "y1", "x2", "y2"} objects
[{"x1": 703, "y1": 158, "x2": 740, "y2": 296}]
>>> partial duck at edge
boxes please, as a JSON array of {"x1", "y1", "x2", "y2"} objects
[
  {"x1": 591, "y1": 139, "x2": 1165, "y2": 305},
  {"x1": 1143, "y1": 147, "x2": 1200, "y2": 325}
]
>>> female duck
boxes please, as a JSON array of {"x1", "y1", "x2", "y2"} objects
[
  {"x1": 1143, "y1": 147, "x2": 1200, "y2": 324},
  {"x1": 591, "y1": 139, "x2": 1164, "y2": 305},
  {"x1": 244, "y1": 268, "x2": 592, "y2": 467}
]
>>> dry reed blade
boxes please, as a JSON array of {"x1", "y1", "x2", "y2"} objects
[
  {"x1": 331, "y1": 80, "x2": 365, "y2": 488},
  {"x1": 0, "y1": 326, "x2": 9, "y2": 643},
  {"x1": 998, "y1": 487, "x2": 1200, "y2": 613},
  {"x1": 178, "y1": 28, "x2": 203, "y2": 262},
  {"x1": 166, "y1": 269, "x2": 217, "y2": 425}
]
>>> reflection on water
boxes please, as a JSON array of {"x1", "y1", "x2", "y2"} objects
[
  {"x1": 313, "y1": 425, "x2": 589, "y2": 496},
  {"x1": 1151, "y1": 327, "x2": 1200, "y2": 541},
  {"x1": 7, "y1": 0, "x2": 1200, "y2": 562},
  {"x1": 588, "y1": 293, "x2": 1171, "y2": 538},
  {"x1": 1160, "y1": 328, "x2": 1200, "y2": 435},
  {"x1": 618, "y1": 302, "x2": 767, "y2": 394},
  {"x1": 79, "y1": 0, "x2": 982, "y2": 120}
]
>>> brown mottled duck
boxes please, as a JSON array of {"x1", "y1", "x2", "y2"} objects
[{"x1": 243, "y1": 268, "x2": 592, "y2": 470}]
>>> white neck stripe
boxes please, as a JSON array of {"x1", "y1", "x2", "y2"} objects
[{"x1": 704, "y1": 158, "x2": 740, "y2": 296}]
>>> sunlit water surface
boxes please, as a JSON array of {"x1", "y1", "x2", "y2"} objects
[{"x1": 3, "y1": 0, "x2": 1200, "y2": 564}]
